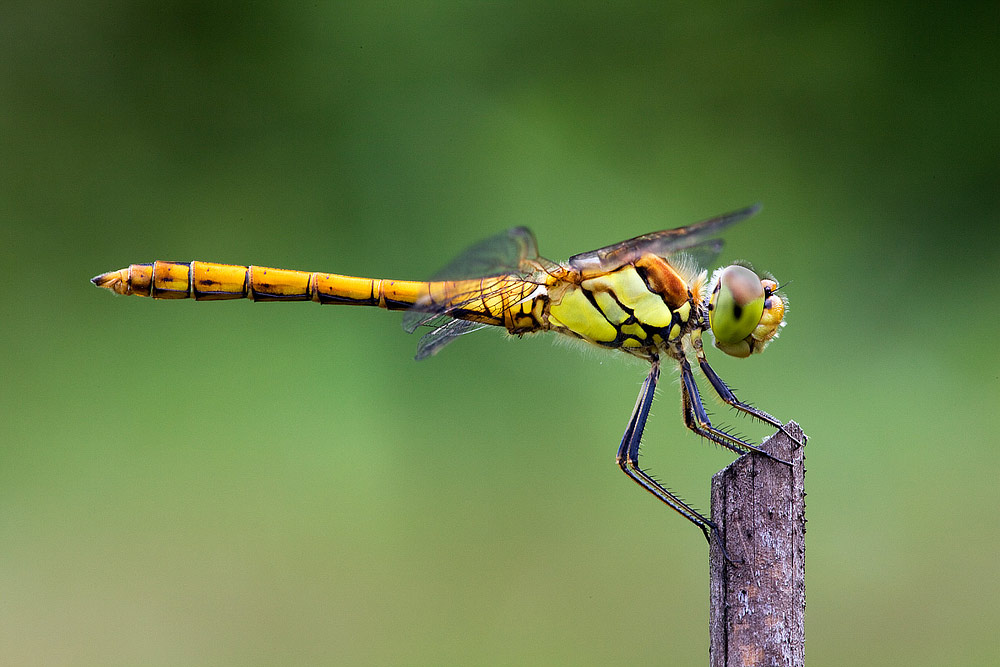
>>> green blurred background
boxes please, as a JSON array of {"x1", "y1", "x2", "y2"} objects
[{"x1": 4, "y1": 3, "x2": 998, "y2": 665}]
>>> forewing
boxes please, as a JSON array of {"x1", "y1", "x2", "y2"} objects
[
  {"x1": 676, "y1": 238, "x2": 725, "y2": 272},
  {"x1": 567, "y1": 203, "x2": 761, "y2": 273}
]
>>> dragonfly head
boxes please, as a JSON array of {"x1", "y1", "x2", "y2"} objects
[{"x1": 708, "y1": 264, "x2": 786, "y2": 358}]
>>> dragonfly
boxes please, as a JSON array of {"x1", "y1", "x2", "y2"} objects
[{"x1": 92, "y1": 203, "x2": 793, "y2": 555}]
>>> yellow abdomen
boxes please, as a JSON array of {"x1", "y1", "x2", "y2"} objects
[{"x1": 92, "y1": 260, "x2": 544, "y2": 330}]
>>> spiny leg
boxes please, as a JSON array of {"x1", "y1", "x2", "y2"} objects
[
  {"x1": 675, "y1": 346, "x2": 790, "y2": 466},
  {"x1": 691, "y1": 331, "x2": 802, "y2": 451},
  {"x1": 616, "y1": 360, "x2": 736, "y2": 562}
]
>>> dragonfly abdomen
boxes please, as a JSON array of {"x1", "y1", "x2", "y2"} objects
[
  {"x1": 91, "y1": 260, "x2": 437, "y2": 309},
  {"x1": 90, "y1": 261, "x2": 541, "y2": 334}
]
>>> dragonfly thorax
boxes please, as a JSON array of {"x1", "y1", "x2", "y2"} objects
[{"x1": 540, "y1": 254, "x2": 706, "y2": 360}]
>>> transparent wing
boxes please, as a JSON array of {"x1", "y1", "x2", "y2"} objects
[
  {"x1": 420, "y1": 226, "x2": 540, "y2": 281},
  {"x1": 413, "y1": 319, "x2": 491, "y2": 361},
  {"x1": 675, "y1": 238, "x2": 725, "y2": 272},
  {"x1": 567, "y1": 203, "x2": 761, "y2": 274},
  {"x1": 402, "y1": 227, "x2": 542, "y2": 358}
]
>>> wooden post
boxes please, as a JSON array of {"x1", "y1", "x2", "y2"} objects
[{"x1": 709, "y1": 422, "x2": 806, "y2": 667}]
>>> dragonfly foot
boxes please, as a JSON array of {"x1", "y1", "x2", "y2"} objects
[
  {"x1": 753, "y1": 446, "x2": 793, "y2": 467},
  {"x1": 778, "y1": 423, "x2": 805, "y2": 449},
  {"x1": 704, "y1": 522, "x2": 743, "y2": 567}
]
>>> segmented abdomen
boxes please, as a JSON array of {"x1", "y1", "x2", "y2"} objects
[{"x1": 92, "y1": 261, "x2": 545, "y2": 330}]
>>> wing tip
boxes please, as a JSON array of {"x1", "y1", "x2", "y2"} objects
[{"x1": 730, "y1": 202, "x2": 762, "y2": 221}]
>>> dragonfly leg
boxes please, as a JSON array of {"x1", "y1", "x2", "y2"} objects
[
  {"x1": 697, "y1": 359, "x2": 801, "y2": 453},
  {"x1": 616, "y1": 360, "x2": 739, "y2": 564},
  {"x1": 691, "y1": 336, "x2": 803, "y2": 452},
  {"x1": 675, "y1": 347, "x2": 791, "y2": 466}
]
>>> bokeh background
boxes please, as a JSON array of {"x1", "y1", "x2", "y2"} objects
[{"x1": 4, "y1": 3, "x2": 998, "y2": 665}]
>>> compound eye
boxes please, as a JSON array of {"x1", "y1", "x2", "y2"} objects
[{"x1": 709, "y1": 265, "x2": 765, "y2": 344}]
